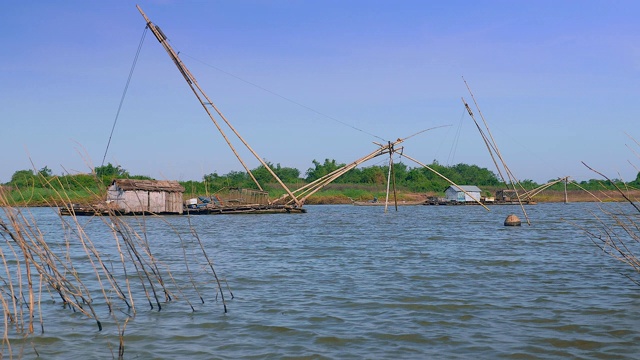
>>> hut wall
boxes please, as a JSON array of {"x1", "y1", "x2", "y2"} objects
[
  {"x1": 123, "y1": 190, "x2": 149, "y2": 213},
  {"x1": 166, "y1": 192, "x2": 183, "y2": 214},
  {"x1": 147, "y1": 191, "x2": 183, "y2": 214},
  {"x1": 445, "y1": 187, "x2": 460, "y2": 202},
  {"x1": 107, "y1": 185, "x2": 133, "y2": 212},
  {"x1": 445, "y1": 187, "x2": 481, "y2": 202},
  {"x1": 464, "y1": 191, "x2": 480, "y2": 202},
  {"x1": 107, "y1": 187, "x2": 121, "y2": 202},
  {"x1": 148, "y1": 191, "x2": 165, "y2": 213},
  {"x1": 107, "y1": 180, "x2": 184, "y2": 214}
]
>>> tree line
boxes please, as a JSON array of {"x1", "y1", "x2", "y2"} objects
[{"x1": 4, "y1": 159, "x2": 639, "y2": 196}]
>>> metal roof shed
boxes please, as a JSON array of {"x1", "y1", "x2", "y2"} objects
[{"x1": 445, "y1": 185, "x2": 482, "y2": 203}]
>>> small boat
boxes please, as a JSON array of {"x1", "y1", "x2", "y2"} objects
[{"x1": 352, "y1": 199, "x2": 426, "y2": 206}]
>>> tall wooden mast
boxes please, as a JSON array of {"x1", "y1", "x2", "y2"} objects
[
  {"x1": 461, "y1": 78, "x2": 530, "y2": 224},
  {"x1": 136, "y1": 5, "x2": 302, "y2": 207}
]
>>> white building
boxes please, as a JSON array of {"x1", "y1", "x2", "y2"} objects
[{"x1": 444, "y1": 185, "x2": 482, "y2": 203}]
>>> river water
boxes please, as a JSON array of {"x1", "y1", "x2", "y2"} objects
[{"x1": 4, "y1": 202, "x2": 640, "y2": 359}]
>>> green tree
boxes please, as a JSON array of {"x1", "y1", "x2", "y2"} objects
[
  {"x1": 95, "y1": 163, "x2": 130, "y2": 178},
  {"x1": 9, "y1": 169, "x2": 36, "y2": 187},
  {"x1": 517, "y1": 179, "x2": 537, "y2": 190},
  {"x1": 360, "y1": 166, "x2": 386, "y2": 184},
  {"x1": 578, "y1": 178, "x2": 620, "y2": 190},
  {"x1": 58, "y1": 173, "x2": 97, "y2": 191},
  {"x1": 305, "y1": 159, "x2": 343, "y2": 182},
  {"x1": 251, "y1": 162, "x2": 301, "y2": 185},
  {"x1": 630, "y1": 172, "x2": 640, "y2": 187},
  {"x1": 405, "y1": 168, "x2": 430, "y2": 191},
  {"x1": 203, "y1": 172, "x2": 220, "y2": 183},
  {"x1": 202, "y1": 172, "x2": 220, "y2": 187},
  {"x1": 338, "y1": 167, "x2": 362, "y2": 183},
  {"x1": 273, "y1": 163, "x2": 301, "y2": 183},
  {"x1": 392, "y1": 162, "x2": 409, "y2": 184},
  {"x1": 38, "y1": 166, "x2": 53, "y2": 177},
  {"x1": 226, "y1": 170, "x2": 251, "y2": 187},
  {"x1": 251, "y1": 163, "x2": 275, "y2": 185},
  {"x1": 450, "y1": 163, "x2": 500, "y2": 186}
]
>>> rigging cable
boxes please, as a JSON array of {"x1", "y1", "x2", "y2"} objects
[
  {"x1": 101, "y1": 26, "x2": 149, "y2": 167},
  {"x1": 181, "y1": 53, "x2": 387, "y2": 143},
  {"x1": 446, "y1": 107, "x2": 466, "y2": 166}
]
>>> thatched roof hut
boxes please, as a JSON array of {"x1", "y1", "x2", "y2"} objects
[{"x1": 107, "y1": 179, "x2": 185, "y2": 214}]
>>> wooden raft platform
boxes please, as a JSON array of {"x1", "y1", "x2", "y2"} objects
[
  {"x1": 184, "y1": 204, "x2": 306, "y2": 214},
  {"x1": 59, "y1": 203, "x2": 305, "y2": 216},
  {"x1": 352, "y1": 200, "x2": 426, "y2": 206}
]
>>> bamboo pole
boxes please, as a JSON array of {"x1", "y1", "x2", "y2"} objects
[
  {"x1": 391, "y1": 145, "x2": 398, "y2": 211},
  {"x1": 296, "y1": 147, "x2": 392, "y2": 204},
  {"x1": 384, "y1": 152, "x2": 392, "y2": 213},
  {"x1": 461, "y1": 80, "x2": 530, "y2": 225},
  {"x1": 463, "y1": 77, "x2": 510, "y2": 179},
  {"x1": 279, "y1": 128, "x2": 444, "y2": 206},
  {"x1": 519, "y1": 176, "x2": 569, "y2": 199},
  {"x1": 276, "y1": 144, "x2": 393, "y2": 205},
  {"x1": 462, "y1": 98, "x2": 506, "y2": 185},
  {"x1": 383, "y1": 140, "x2": 399, "y2": 212},
  {"x1": 138, "y1": 7, "x2": 261, "y2": 191},
  {"x1": 137, "y1": 5, "x2": 303, "y2": 207}
]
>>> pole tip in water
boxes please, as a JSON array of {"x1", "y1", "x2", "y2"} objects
[{"x1": 504, "y1": 214, "x2": 521, "y2": 226}]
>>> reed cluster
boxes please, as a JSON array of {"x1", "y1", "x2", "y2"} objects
[
  {"x1": 570, "y1": 165, "x2": 640, "y2": 285},
  {"x1": 0, "y1": 172, "x2": 230, "y2": 358},
  {"x1": 572, "y1": 135, "x2": 640, "y2": 285}
]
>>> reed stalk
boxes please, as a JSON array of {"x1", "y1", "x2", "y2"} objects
[
  {"x1": 571, "y1": 136, "x2": 640, "y2": 285},
  {"x1": 1, "y1": 161, "x2": 231, "y2": 358}
]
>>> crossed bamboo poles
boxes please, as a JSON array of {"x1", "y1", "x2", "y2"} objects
[
  {"x1": 461, "y1": 77, "x2": 533, "y2": 224},
  {"x1": 137, "y1": 6, "x2": 486, "y2": 211},
  {"x1": 272, "y1": 130, "x2": 489, "y2": 210},
  {"x1": 138, "y1": 6, "x2": 303, "y2": 208}
]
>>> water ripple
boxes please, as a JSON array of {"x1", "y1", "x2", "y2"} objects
[{"x1": 6, "y1": 203, "x2": 640, "y2": 359}]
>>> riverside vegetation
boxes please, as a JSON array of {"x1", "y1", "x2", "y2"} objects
[{"x1": 2, "y1": 160, "x2": 640, "y2": 206}]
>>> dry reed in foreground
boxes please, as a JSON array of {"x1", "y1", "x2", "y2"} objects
[
  {"x1": 569, "y1": 132, "x2": 640, "y2": 286},
  {"x1": 1, "y1": 172, "x2": 231, "y2": 359},
  {"x1": 568, "y1": 163, "x2": 640, "y2": 286}
]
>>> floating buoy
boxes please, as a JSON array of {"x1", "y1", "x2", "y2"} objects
[{"x1": 504, "y1": 214, "x2": 521, "y2": 226}]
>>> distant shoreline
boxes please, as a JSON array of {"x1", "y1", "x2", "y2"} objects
[
  {"x1": 295, "y1": 190, "x2": 640, "y2": 205},
  {"x1": 4, "y1": 189, "x2": 638, "y2": 208}
]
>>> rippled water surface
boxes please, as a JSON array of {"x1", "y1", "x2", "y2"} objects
[{"x1": 6, "y1": 203, "x2": 640, "y2": 359}]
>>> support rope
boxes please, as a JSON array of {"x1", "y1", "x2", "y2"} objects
[
  {"x1": 182, "y1": 53, "x2": 387, "y2": 142},
  {"x1": 101, "y1": 26, "x2": 149, "y2": 167}
]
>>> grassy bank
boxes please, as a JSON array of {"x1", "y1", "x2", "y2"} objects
[
  {"x1": 279, "y1": 183, "x2": 640, "y2": 205},
  {"x1": 3, "y1": 182, "x2": 638, "y2": 208},
  {"x1": 1, "y1": 186, "x2": 102, "y2": 207}
]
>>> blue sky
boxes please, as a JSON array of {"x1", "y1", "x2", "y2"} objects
[{"x1": 1, "y1": 0, "x2": 638, "y2": 184}]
